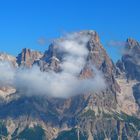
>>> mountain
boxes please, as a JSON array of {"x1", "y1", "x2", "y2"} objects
[
  {"x1": 0, "y1": 53, "x2": 17, "y2": 67},
  {"x1": 116, "y1": 38, "x2": 140, "y2": 120},
  {"x1": 16, "y1": 48, "x2": 43, "y2": 68},
  {"x1": 0, "y1": 31, "x2": 140, "y2": 140},
  {"x1": 117, "y1": 38, "x2": 140, "y2": 81}
]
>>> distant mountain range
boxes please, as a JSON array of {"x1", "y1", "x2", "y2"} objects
[{"x1": 0, "y1": 30, "x2": 140, "y2": 140}]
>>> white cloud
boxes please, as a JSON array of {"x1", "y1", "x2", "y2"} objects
[
  {"x1": 0, "y1": 32, "x2": 106, "y2": 98},
  {"x1": 107, "y1": 40, "x2": 126, "y2": 47},
  {"x1": 0, "y1": 61, "x2": 15, "y2": 87}
]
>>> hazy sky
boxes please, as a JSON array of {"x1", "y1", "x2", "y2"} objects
[{"x1": 0, "y1": 0, "x2": 140, "y2": 61}]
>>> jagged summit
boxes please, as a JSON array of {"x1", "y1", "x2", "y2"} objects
[
  {"x1": 116, "y1": 38, "x2": 140, "y2": 81},
  {"x1": 1, "y1": 31, "x2": 140, "y2": 139},
  {"x1": 16, "y1": 48, "x2": 43, "y2": 67},
  {"x1": 126, "y1": 38, "x2": 140, "y2": 50}
]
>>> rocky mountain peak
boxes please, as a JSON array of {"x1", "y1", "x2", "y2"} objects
[
  {"x1": 16, "y1": 48, "x2": 43, "y2": 67},
  {"x1": 38, "y1": 31, "x2": 120, "y2": 94},
  {"x1": 116, "y1": 38, "x2": 140, "y2": 81},
  {"x1": 39, "y1": 30, "x2": 100, "y2": 71},
  {"x1": 0, "y1": 52, "x2": 17, "y2": 67},
  {"x1": 126, "y1": 38, "x2": 140, "y2": 50},
  {"x1": 81, "y1": 30, "x2": 100, "y2": 43}
]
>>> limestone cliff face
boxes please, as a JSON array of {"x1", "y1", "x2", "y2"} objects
[
  {"x1": 16, "y1": 48, "x2": 43, "y2": 68},
  {"x1": 133, "y1": 83, "x2": 140, "y2": 108},
  {"x1": 78, "y1": 31, "x2": 120, "y2": 114},
  {"x1": 85, "y1": 31, "x2": 120, "y2": 93}
]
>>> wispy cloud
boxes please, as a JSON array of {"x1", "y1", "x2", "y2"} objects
[
  {"x1": 0, "y1": 61, "x2": 15, "y2": 87},
  {"x1": 107, "y1": 40, "x2": 126, "y2": 47},
  {"x1": 37, "y1": 37, "x2": 52, "y2": 46},
  {"x1": 0, "y1": 32, "x2": 106, "y2": 98}
]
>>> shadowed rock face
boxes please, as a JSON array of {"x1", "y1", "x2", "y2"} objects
[
  {"x1": 116, "y1": 38, "x2": 140, "y2": 115},
  {"x1": 116, "y1": 60, "x2": 125, "y2": 73},
  {"x1": 16, "y1": 48, "x2": 43, "y2": 68},
  {"x1": 133, "y1": 83, "x2": 140, "y2": 107},
  {"x1": 117, "y1": 38, "x2": 140, "y2": 81}
]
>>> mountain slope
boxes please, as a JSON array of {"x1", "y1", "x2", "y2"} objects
[{"x1": 0, "y1": 31, "x2": 140, "y2": 139}]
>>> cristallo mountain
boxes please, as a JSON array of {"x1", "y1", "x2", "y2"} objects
[{"x1": 0, "y1": 31, "x2": 140, "y2": 140}]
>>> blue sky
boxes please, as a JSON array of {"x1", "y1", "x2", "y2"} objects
[{"x1": 0, "y1": 0, "x2": 140, "y2": 61}]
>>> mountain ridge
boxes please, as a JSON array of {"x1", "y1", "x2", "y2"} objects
[{"x1": 0, "y1": 30, "x2": 140, "y2": 139}]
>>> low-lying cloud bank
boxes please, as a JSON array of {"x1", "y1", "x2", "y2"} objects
[{"x1": 0, "y1": 33, "x2": 106, "y2": 98}]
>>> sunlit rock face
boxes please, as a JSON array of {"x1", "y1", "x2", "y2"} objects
[{"x1": 16, "y1": 48, "x2": 43, "y2": 68}]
